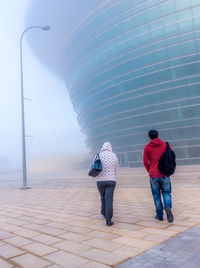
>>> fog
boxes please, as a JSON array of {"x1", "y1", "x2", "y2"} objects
[
  {"x1": 0, "y1": 0, "x2": 102, "y2": 175},
  {"x1": 26, "y1": 0, "x2": 103, "y2": 77}
]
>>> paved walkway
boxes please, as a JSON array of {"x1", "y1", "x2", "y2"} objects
[
  {"x1": 116, "y1": 224, "x2": 200, "y2": 268},
  {"x1": 0, "y1": 167, "x2": 200, "y2": 267}
]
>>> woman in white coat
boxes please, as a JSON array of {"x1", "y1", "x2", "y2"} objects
[{"x1": 96, "y1": 142, "x2": 119, "y2": 226}]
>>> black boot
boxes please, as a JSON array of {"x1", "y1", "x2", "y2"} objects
[
  {"x1": 106, "y1": 220, "x2": 114, "y2": 226},
  {"x1": 155, "y1": 215, "x2": 163, "y2": 221},
  {"x1": 166, "y1": 207, "x2": 174, "y2": 223}
]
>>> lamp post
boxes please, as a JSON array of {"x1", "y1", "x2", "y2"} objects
[{"x1": 20, "y1": 25, "x2": 50, "y2": 189}]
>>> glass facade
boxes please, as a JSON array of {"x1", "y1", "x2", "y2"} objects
[{"x1": 65, "y1": 0, "x2": 200, "y2": 167}]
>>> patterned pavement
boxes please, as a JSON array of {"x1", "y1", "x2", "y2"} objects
[
  {"x1": 0, "y1": 167, "x2": 200, "y2": 267},
  {"x1": 116, "y1": 225, "x2": 200, "y2": 268}
]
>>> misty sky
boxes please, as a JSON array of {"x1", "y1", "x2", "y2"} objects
[{"x1": 0, "y1": 0, "x2": 103, "y2": 173}]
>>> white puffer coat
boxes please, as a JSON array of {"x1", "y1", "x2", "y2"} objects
[{"x1": 96, "y1": 142, "x2": 119, "y2": 182}]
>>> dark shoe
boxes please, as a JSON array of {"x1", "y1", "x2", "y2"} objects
[
  {"x1": 155, "y1": 215, "x2": 163, "y2": 221},
  {"x1": 106, "y1": 221, "x2": 114, "y2": 226},
  {"x1": 166, "y1": 207, "x2": 174, "y2": 223}
]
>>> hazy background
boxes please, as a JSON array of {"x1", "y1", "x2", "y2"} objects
[{"x1": 0, "y1": 0, "x2": 102, "y2": 174}]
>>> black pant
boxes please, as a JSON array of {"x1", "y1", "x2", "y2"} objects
[{"x1": 97, "y1": 181, "x2": 116, "y2": 222}]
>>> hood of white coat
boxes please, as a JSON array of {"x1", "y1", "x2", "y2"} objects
[{"x1": 101, "y1": 142, "x2": 112, "y2": 152}]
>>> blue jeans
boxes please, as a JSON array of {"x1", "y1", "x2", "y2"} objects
[{"x1": 150, "y1": 177, "x2": 172, "y2": 218}]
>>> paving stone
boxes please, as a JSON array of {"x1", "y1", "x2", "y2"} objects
[
  {"x1": 45, "y1": 250, "x2": 89, "y2": 268},
  {"x1": 81, "y1": 248, "x2": 128, "y2": 266},
  {"x1": 83, "y1": 238, "x2": 122, "y2": 251},
  {"x1": 112, "y1": 237, "x2": 157, "y2": 249},
  {"x1": 12, "y1": 253, "x2": 51, "y2": 268},
  {"x1": 87, "y1": 230, "x2": 119, "y2": 240},
  {"x1": 114, "y1": 246, "x2": 145, "y2": 258},
  {"x1": 0, "y1": 257, "x2": 14, "y2": 268},
  {"x1": 0, "y1": 244, "x2": 25, "y2": 258},
  {"x1": 113, "y1": 223, "x2": 142, "y2": 231},
  {"x1": 141, "y1": 227, "x2": 177, "y2": 237},
  {"x1": 65, "y1": 226, "x2": 92, "y2": 234},
  {"x1": 58, "y1": 232, "x2": 89, "y2": 242},
  {"x1": 144, "y1": 234, "x2": 169, "y2": 243},
  {"x1": 14, "y1": 229, "x2": 40, "y2": 238},
  {"x1": 1, "y1": 225, "x2": 24, "y2": 232},
  {"x1": 113, "y1": 229, "x2": 147, "y2": 239},
  {"x1": 6, "y1": 219, "x2": 29, "y2": 226},
  {"x1": 166, "y1": 225, "x2": 189, "y2": 232},
  {"x1": 45, "y1": 222, "x2": 70, "y2": 229},
  {"x1": 0, "y1": 231, "x2": 15, "y2": 239},
  {"x1": 137, "y1": 221, "x2": 170, "y2": 229},
  {"x1": 22, "y1": 242, "x2": 57, "y2": 256},
  {"x1": 32, "y1": 234, "x2": 63, "y2": 245},
  {"x1": 29, "y1": 218, "x2": 50, "y2": 225},
  {"x1": 81, "y1": 261, "x2": 110, "y2": 268},
  {"x1": 39, "y1": 227, "x2": 65, "y2": 236},
  {"x1": 53, "y1": 240, "x2": 90, "y2": 254},
  {"x1": 4, "y1": 236, "x2": 32, "y2": 247},
  {"x1": 18, "y1": 216, "x2": 34, "y2": 222},
  {"x1": 24, "y1": 223, "x2": 44, "y2": 231},
  {"x1": 171, "y1": 220, "x2": 196, "y2": 227}
]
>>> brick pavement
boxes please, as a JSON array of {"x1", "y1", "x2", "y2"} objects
[
  {"x1": 0, "y1": 167, "x2": 200, "y2": 267},
  {"x1": 116, "y1": 225, "x2": 200, "y2": 268}
]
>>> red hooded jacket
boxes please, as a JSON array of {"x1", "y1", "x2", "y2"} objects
[{"x1": 143, "y1": 138, "x2": 168, "y2": 178}]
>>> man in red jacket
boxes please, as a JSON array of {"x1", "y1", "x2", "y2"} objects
[{"x1": 143, "y1": 130, "x2": 174, "y2": 223}]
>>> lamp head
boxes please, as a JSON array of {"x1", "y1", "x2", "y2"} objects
[{"x1": 42, "y1": 26, "x2": 50, "y2": 31}]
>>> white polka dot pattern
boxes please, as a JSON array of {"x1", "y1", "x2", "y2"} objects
[{"x1": 96, "y1": 142, "x2": 119, "y2": 182}]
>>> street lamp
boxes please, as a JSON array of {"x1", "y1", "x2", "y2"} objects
[{"x1": 20, "y1": 25, "x2": 50, "y2": 189}]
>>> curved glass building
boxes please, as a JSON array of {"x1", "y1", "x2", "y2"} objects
[
  {"x1": 27, "y1": 0, "x2": 200, "y2": 167},
  {"x1": 64, "y1": 0, "x2": 200, "y2": 166}
]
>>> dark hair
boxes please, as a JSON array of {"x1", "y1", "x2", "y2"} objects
[{"x1": 148, "y1": 130, "x2": 159, "y2": 140}]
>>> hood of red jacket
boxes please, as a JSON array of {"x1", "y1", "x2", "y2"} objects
[{"x1": 148, "y1": 138, "x2": 165, "y2": 148}]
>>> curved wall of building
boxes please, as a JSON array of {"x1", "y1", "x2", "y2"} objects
[{"x1": 65, "y1": 0, "x2": 200, "y2": 167}]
